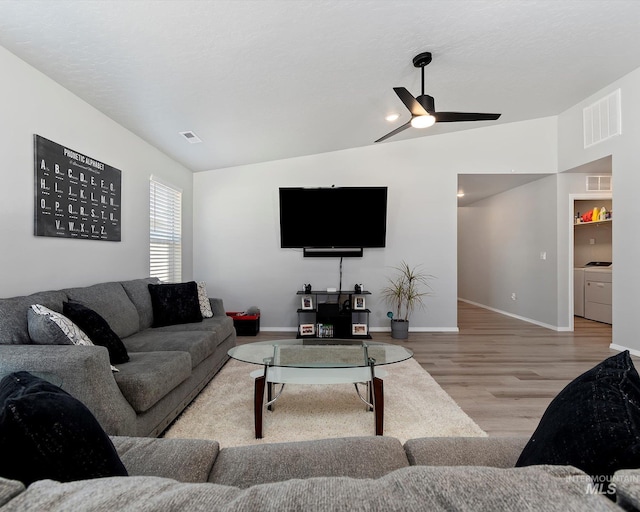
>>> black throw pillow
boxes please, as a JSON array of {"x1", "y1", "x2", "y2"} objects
[
  {"x1": 63, "y1": 301, "x2": 130, "y2": 364},
  {"x1": 516, "y1": 351, "x2": 640, "y2": 487},
  {"x1": 148, "y1": 281, "x2": 203, "y2": 327},
  {"x1": 0, "y1": 371, "x2": 128, "y2": 485}
]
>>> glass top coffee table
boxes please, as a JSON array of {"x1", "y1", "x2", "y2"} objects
[{"x1": 228, "y1": 339, "x2": 413, "y2": 438}]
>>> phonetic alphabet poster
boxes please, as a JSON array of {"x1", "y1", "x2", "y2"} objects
[{"x1": 34, "y1": 135, "x2": 122, "y2": 241}]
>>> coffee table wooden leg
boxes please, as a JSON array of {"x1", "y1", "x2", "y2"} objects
[
  {"x1": 254, "y1": 374, "x2": 266, "y2": 438},
  {"x1": 373, "y1": 376, "x2": 384, "y2": 435}
]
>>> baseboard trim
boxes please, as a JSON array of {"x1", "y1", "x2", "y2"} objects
[
  {"x1": 401, "y1": 327, "x2": 460, "y2": 333},
  {"x1": 610, "y1": 343, "x2": 640, "y2": 357},
  {"x1": 369, "y1": 327, "x2": 460, "y2": 333},
  {"x1": 260, "y1": 326, "x2": 460, "y2": 333},
  {"x1": 458, "y1": 298, "x2": 566, "y2": 331}
]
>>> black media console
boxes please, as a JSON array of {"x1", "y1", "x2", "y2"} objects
[{"x1": 296, "y1": 290, "x2": 371, "y2": 339}]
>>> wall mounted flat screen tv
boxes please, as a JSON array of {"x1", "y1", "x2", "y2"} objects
[{"x1": 279, "y1": 187, "x2": 387, "y2": 248}]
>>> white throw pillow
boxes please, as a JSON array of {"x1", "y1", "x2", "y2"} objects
[
  {"x1": 197, "y1": 282, "x2": 214, "y2": 318},
  {"x1": 29, "y1": 304, "x2": 119, "y2": 372}
]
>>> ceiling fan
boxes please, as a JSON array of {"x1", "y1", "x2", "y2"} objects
[{"x1": 375, "y1": 52, "x2": 501, "y2": 143}]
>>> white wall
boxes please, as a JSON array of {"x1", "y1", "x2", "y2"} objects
[
  {"x1": 458, "y1": 175, "x2": 559, "y2": 328},
  {"x1": 194, "y1": 117, "x2": 557, "y2": 331},
  {"x1": 0, "y1": 46, "x2": 194, "y2": 297},
  {"x1": 558, "y1": 66, "x2": 640, "y2": 351}
]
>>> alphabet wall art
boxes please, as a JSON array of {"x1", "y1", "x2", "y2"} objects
[{"x1": 34, "y1": 135, "x2": 122, "y2": 241}]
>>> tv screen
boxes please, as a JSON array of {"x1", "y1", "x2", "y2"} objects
[{"x1": 279, "y1": 187, "x2": 387, "y2": 248}]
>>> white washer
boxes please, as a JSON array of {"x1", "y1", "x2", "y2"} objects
[{"x1": 574, "y1": 262, "x2": 612, "y2": 319}]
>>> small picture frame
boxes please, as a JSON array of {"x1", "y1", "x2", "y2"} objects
[
  {"x1": 301, "y1": 296, "x2": 314, "y2": 310},
  {"x1": 352, "y1": 323, "x2": 368, "y2": 336},
  {"x1": 353, "y1": 296, "x2": 366, "y2": 310},
  {"x1": 300, "y1": 323, "x2": 316, "y2": 336}
]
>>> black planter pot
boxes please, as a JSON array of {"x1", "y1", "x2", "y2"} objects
[{"x1": 390, "y1": 319, "x2": 409, "y2": 339}]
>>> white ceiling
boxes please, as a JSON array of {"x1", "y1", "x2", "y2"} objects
[{"x1": 1, "y1": 0, "x2": 640, "y2": 173}]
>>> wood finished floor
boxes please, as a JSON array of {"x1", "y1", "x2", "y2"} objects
[{"x1": 241, "y1": 301, "x2": 615, "y2": 437}]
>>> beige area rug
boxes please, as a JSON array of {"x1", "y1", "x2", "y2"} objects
[{"x1": 163, "y1": 358, "x2": 486, "y2": 448}]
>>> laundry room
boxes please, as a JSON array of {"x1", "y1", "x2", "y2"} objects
[{"x1": 573, "y1": 199, "x2": 612, "y2": 324}]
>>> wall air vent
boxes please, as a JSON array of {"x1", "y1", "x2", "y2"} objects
[
  {"x1": 179, "y1": 131, "x2": 202, "y2": 144},
  {"x1": 586, "y1": 175, "x2": 612, "y2": 192},
  {"x1": 583, "y1": 89, "x2": 621, "y2": 148}
]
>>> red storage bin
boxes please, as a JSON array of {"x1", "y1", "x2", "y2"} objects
[{"x1": 226, "y1": 311, "x2": 260, "y2": 336}]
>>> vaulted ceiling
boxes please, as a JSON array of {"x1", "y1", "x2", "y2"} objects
[{"x1": 1, "y1": 1, "x2": 639, "y2": 172}]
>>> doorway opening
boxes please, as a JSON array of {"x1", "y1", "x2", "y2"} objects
[{"x1": 569, "y1": 194, "x2": 612, "y2": 331}]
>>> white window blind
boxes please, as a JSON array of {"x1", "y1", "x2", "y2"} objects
[{"x1": 150, "y1": 177, "x2": 182, "y2": 282}]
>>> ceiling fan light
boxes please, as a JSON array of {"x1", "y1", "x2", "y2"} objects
[{"x1": 411, "y1": 114, "x2": 435, "y2": 129}]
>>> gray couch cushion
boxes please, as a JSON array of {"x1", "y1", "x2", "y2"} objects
[
  {"x1": 112, "y1": 436, "x2": 219, "y2": 483},
  {"x1": 208, "y1": 436, "x2": 410, "y2": 488},
  {"x1": 1, "y1": 476, "x2": 239, "y2": 511},
  {"x1": 1, "y1": 465, "x2": 617, "y2": 512},
  {"x1": 113, "y1": 351, "x2": 191, "y2": 413},
  {"x1": 0, "y1": 478, "x2": 25, "y2": 507},
  {"x1": 613, "y1": 469, "x2": 640, "y2": 510},
  {"x1": 404, "y1": 436, "x2": 529, "y2": 468},
  {"x1": 64, "y1": 282, "x2": 139, "y2": 339},
  {"x1": 153, "y1": 316, "x2": 235, "y2": 346},
  {"x1": 0, "y1": 291, "x2": 67, "y2": 344},
  {"x1": 120, "y1": 278, "x2": 160, "y2": 331},
  {"x1": 123, "y1": 329, "x2": 217, "y2": 368}
]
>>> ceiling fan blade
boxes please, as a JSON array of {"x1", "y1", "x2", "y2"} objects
[
  {"x1": 393, "y1": 87, "x2": 429, "y2": 116},
  {"x1": 434, "y1": 112, "x2": 501, "y2": 123},
  {"x1": 374, "y1": 120, "x2": 412, "y2": 143}
]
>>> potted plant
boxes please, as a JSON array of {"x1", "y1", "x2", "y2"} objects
[{"x1": 380, "y1": 261, "x2": 433, "y2": 339}]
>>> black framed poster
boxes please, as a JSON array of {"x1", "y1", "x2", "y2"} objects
[{"x1": 34, "y1": 135, "x2": 122, "y2": 241}]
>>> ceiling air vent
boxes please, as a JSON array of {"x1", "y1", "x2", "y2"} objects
[
  {"x1": 179, "y1": 131, "x2": 202, "y2": 144},
  {"x1": 583, "y1": 89, "x2": 621, "y2": 148},
  {"x1": 586, "y1": 175, "x2": 612, "y2": 192}
]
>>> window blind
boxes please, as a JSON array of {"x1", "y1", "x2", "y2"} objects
[{"x1": 150, "y1": 177, "x2": 182, "y2": 283}]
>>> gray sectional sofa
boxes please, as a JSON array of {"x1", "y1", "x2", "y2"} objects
[
  {"x1": 0, "y1": 278, "x2": 236, "y2": 437},
  {"x1": 0, "y1": 435, "x2": 632, "y2": 511}
]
